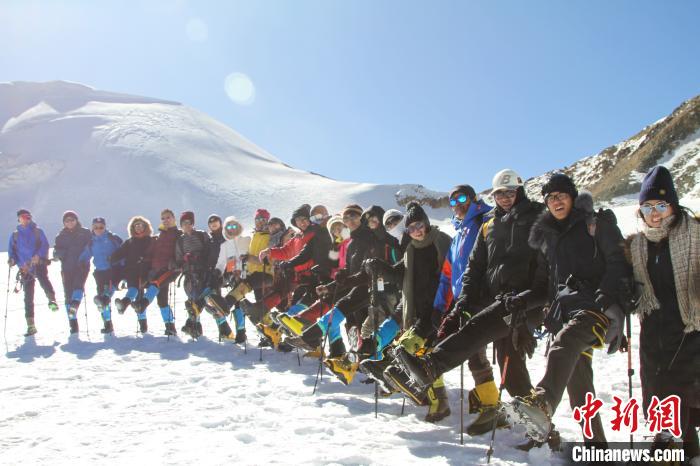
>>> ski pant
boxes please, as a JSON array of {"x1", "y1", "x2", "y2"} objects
[
  {"x1": 22, "y1": 264, "x2": 56, "y2": 319},
  {"x1": 428, "y1": 301, "x2": 544, "y2": 396},
  {"x1": 61, "y1": 265, "x2": 89, "y2": 318},
  {"x1": 538, "y1": 309, "x2": 609, "y2": 444}
]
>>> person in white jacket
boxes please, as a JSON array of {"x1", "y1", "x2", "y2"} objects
[{"x1": 207, "y1": 216, "x2": 251, "y2": 342}]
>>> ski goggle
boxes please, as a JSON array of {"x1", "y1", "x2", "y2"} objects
[
  {"x1": 226, "y1": 224, "x2": 239, "y2": 230},
  {"x1": 406, "y1": 221, "x2": 425, "y2": 234},
  {"x1": 640, "y1": 202, "x2": 670, "y2": 216},
  {"x1": 449, "y1": 194, "x2": 468, "y2": 207}
]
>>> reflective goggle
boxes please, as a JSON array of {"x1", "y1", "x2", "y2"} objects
[
  {"x1": 449, "y1": 194, "x2": 468, "y2": 207},
  {"x1": 406, "y1": 221, "x2": 425, "y2": 234},
  {"x1": 640, "y1": 202, "x2": 670, "y2": 216}
]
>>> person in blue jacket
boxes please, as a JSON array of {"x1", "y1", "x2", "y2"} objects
[
  {"x1": 53, "y1": 210, "x2": 92, "y2": 334},
  {"x1": 79, "y1": 217, "x2": 124, "y2": 334},
  {"x1": 7, "y1": 209, "x2": 58, "y2": 336}
]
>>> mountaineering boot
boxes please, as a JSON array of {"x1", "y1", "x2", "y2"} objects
[
  {"x1": 392, "y1": 346, "x2": 438, "y2": 389},
  {"x1": 24, "y1": 317, "x2": 37, "y2": 337},
  {"x1": 358, "y1": 357, "x2": 397, "y2": 395},
  {"x1": 101, "y1": 320, "x2": 114, "y2": 334},
  {"x1": 424, "y1": 384, "x2": 451, "y2": 423},
  {"x1": 164, "y1": 322, "x2": 177, "y2": 336},
  {"x1": 69, "y1": 319, "x2": 79, "y2": 334},
  {"x1": 217, "y1": 320, "x2": 236, "y2": 341},
  {"x1": 234, "y1": 329, "x2": 247, "y2": 344},
  {"x1": 324, "y1": 354, "x2": 359, "y2": 385},
  {"x1": 383, "y1": 364, "x2": 428, "y2": 406},
  {"x1": 465, "y1": 381, "x2": 509, "y2": 436},
  {"x1": 138, "y1": 319, "x2": 148, "y2": 333},
  {"x1": 502, "y1": 389, "x2": 553, "y2": 443},
  {"x1": 115, "y1": 297, "x2": 131, "y2": 315}
]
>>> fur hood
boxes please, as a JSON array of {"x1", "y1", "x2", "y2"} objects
[
  {"x1": 529, "y1": 191, "x2": 594, "y2": 250},
  {"x1": 128, "y1": 216, "x2": 153, "y2": 238}
]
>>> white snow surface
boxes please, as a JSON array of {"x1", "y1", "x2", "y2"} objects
[
  {"x1": 0, "y1": 81, "x2": 450, "y2": 242},
  {"x1": 5, "y1": 203, "x2": 700, "y2": 465}
]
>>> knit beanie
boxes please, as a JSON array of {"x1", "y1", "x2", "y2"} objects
[
  {"x1": 639, "y1": 165, "x2": 679, "y2": 206},
  {"x1": 404, "y1": 201, "x2": 430, "y2": 228},
  {"x1": 180, "y1": 211, "x2": 195, "y2": 225},
  {"x1": 541, "y1": 173, "x2": 578, "y2": 200}
]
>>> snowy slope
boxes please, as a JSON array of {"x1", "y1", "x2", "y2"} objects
[
  {"x1": 0, "y1": 81, "x2": 451, "y2": 243},
  {"x1": 3, "y1": 202, "x2": 699, "y2": 466}
]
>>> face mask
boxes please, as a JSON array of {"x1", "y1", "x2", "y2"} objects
[{"x1": 387, "y1": 219, "x2": 406, "y2": 241}]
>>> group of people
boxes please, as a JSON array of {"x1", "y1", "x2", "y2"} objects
[{"x1": 6, "y1": 166, "x2": 699, "y2": 460}]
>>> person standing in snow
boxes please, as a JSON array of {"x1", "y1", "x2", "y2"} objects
[
  {"x1": 53, "y1": 210, "x2": 92, "y2": 335},
  {"x1": 626, "y1": 166, "x2": 700, "y2": 459},
  {"x1": 78, "y1": 217, "x2": 123, "y2": 334},
  {"x1": 7, "y1": 209, "x2": 59, "y2": 336},
  {"x1": 131, "y1": 209, "x2": 182, "y2": 336},
  {"x1": 111, "y1": 216, "x2": 154, "y2": 333}
]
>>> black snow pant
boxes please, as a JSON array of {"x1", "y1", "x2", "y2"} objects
[
  {"x1": 538, "y1": 309, "x2": 609, "y2": 444},
  {"x1": 429, "y1": 301, "x2": 543, "y2": 395},
  {"x1": 22, "y1": 264, "x2": 56, "y2": 319}
]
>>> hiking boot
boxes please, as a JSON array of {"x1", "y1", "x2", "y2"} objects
[
  {"x1": 101, "y1": 320, "x2": 114, "y2": 334},
  {"x1": 503, "y1": 389, "x2": 553, "y2": 443},
  {"x1": 164, "y1": 322, "x2": 177, "y2": 336},
  {"x1": 69, "y1": 319, "x2": 79, "y2": 334},
  {"x1": 234, "y1": 329, "x2": 247, "y2": 344},
  {"x1": 115, "y1": 297, "x2": 131, "y2": 315},
  {"x1": 358, "y1": 357, "x2": 397, "y2": 395},
  {"x1": 425, "y1": 385, "x2": 451, "y2": 423},
  {"x1": 466, "y1": 406, "x2": 509, "y2": 436},
  {"x1": 132, "y1": 298, "x2": 149, "y2": 313},
  {"x1": 324, "y1": 354, "x2": 360, "y2": 385},
  {"x1": 392, "y1": 346, "x2": 438, "y2": 389},
  {"x1": 138, "y1": 319, "x2": 148, "y2": 333},
  {"x1": 383, "y1": 365, "x2": 429, "y2": 406},
  {"x1": 278, "y1": 314, "x2": 309, "y2": 337}
]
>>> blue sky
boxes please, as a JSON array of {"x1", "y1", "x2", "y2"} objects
[{"x1": 2, "y1": 0, "x2": 699, "y2": 192}]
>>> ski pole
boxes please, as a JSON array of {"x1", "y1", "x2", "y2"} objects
[
  {"x1": 487, "y1": 355, "x2": 509, "y2": 464},
  {"x1": 3, "y1": 265, "x2": 12, "y2": 352}
]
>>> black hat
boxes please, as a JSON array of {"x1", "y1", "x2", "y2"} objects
[
  {"x1": 291, "y1": 204, "x2": 311, "y2": 228},
  {"x1": 449, "y1": 184, "x2": 476, "y2": 201},
  {"x1": 541, "y1": 173, "x2": 578, "y2": 200},
  {"x1": 639, "y1": 165, "x2": 678, "y2": 206},
  {"x1": 17, "y1": 209, "x2": 31, "y2": 217},
  {"x1": 404, "y1": 201, "x2": 430, "y2": 229}
]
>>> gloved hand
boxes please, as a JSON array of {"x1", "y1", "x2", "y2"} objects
[
  {"x1": 604, "y1": 303, "x2": 625, "y2": 354},
  {"x1": 512, "y1": 325, "x2": 536, "y2": 359},
  {"x1": 334, "y1": 268, "x2": 348, "y2": 284},
  {"x1": 396, "y1": 327, "x2": 426, "y2": 354}
]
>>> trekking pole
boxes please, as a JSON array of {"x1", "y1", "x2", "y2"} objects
[
  {"x1": 312, "y1": 279, "x2": 340, "y2": 395},
  {"x1": 625, "y1": 312, "x2": 634, "y2": 448},
  {"x1": 3, "y1": 265, "x2": 12, "y2": 353},
  {"x1": 487, "y1": 355, "x2": 509, "y2": 464}
]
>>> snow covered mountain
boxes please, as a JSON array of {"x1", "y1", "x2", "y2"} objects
[{"x1": 0, "y1": 81, "x2": 449, "y2": 241}]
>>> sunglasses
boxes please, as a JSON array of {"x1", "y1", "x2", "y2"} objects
[
  {"x1": 406, "y1": 221, "x2": 425, "y2": 234},
  {"x1": 493, "y1": 189, "x2": 517, "y2": 200},
  {"x1": 545, "y1": 192, "x2": 570, "y2": 205},
  {"x1": 226, "y1": 224, "x2": 239, "y2": 230},
  {"x1": 181, "y1": 220, "x2": 193, "y2": 226},
  {"x1": 640, "y1": 202, "x2": 670, "y2": 216},
  {"x1": 449, "y1": 194, "x2": 468, "y2": 207}
]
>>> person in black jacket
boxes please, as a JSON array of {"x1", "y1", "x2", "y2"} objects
[
  {"x1": 53, "y1": 210, "x2": 92, "y2": 334},
  {"x1": 626, "y1": 166, "x2": 700, "y2": 459},
  {"x1": 176, "y1": 211, "x2": 211, "y2": 339},
  {"x1": 111, "y1": 216, "x2": 154, "y2": 333}
]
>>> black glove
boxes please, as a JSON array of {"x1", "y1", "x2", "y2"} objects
[
  {"x1": 512, "y1": 325, "x2": 536, "y2": 359},
  {"x1": 334, "y1": 268, "x2": 348, "y2": 284}
]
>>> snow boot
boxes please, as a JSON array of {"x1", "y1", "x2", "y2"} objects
[
  {"x1": 164, "y1": 322, "x2": 178, "y2": 336},
  {"x1": 502, "y1": 389, "x2": 553, "y2": 443},
  {"x1": 383, "y1": 364, "x2": 428, "y2": 406},
  {"x1": 24, "y1": 317, "x2": 37, "y2": 337},
  {"x1": 115, "y1": 297, "x2": 131, "y2": 315},
  {"x1": 138, "y1": 319, "x2": 148, "y2": 333},
  {"x1": 69, "y1": 319, "x2": 79, "y2": 334},
  {"x1": 324, "y1": 354, "x2": 359, "y2": 385},
  {"x1": 234, "y1": 329, "x2": 247, "y2": 344},
  {"x1": 392, "y1": 346, "x2": 438, "y2": 389},
  {"x1": 425, "y1": 384, "x2": 451, "y2": 423},
  {"x1": 101, "y1": 320, "x2": 114, "y2": 334}
]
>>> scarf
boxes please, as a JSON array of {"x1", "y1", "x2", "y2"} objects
[
  {"x1": 402, "y1": 227, "x2": 447, "y2": 328},
  {"x1": 630, "y1": 213, "x2": 700, "y2": 332}
]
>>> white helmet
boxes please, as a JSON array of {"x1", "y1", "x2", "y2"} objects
[{"x1": 492, "y1": 169, "x2": 524, "y2": 192}]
